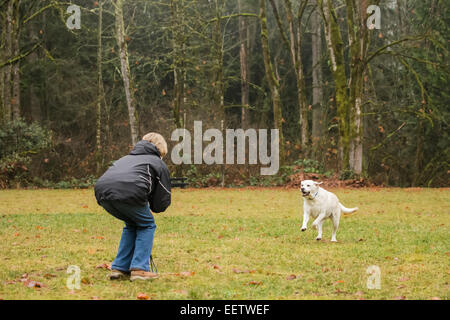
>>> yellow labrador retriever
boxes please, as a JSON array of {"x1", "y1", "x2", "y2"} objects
[{"x1": 300, "y1": 180, "x2": 358, "y2": 242}]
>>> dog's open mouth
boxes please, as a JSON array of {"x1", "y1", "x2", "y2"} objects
[{"x1": 301, "y1": 191, "x2": 310, "y2": 197}]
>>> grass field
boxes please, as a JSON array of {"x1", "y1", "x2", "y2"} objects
[{"x1": 0, "y1": 187, "x2": 448, "y2": 300}]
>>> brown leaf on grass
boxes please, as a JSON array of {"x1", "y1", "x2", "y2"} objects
[
  {"x1": 233, "y1": 268, "x2": 256, "y2": 274},
  {"x1": 43, "y1": 273, "x2": 57, "y2": 279},
  {"x1": 245, "y1": 281, "x2": 262, "y2": 286},
  {"x1": 23, "y1": 280, "x2": 45, "y2": 289},
  {"x1": 212, "y1": 265, "x2": 221, "y2": 270},
  {"x1": 36, "y1": 226, "x2": 45, "y2": 230},
  {"x1": 178, "y1": 271, "x2": 195, "y2": 277},
  {"x1": 335, "y1": 288, "x2": 347, "y2": 294},
  {"x1": 286, "y1": 274, "x2": 297, "y2": 280},
  {"x1": 96, "y1": 263, "x2": 111, "y2": 270},
  {"x1": 137, "y1": 293, "x2": 150, "y2": 300}
]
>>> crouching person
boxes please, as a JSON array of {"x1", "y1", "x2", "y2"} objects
[{"x1": 94, "y1": 133, "x2": 171, "y2": 281}]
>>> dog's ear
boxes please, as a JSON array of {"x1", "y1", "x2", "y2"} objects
[{"x1": 314, "y1": 181, "x2": 323, "y2": 185}]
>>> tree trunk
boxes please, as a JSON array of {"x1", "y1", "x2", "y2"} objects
[
  {"x1": 269, "y1": 0, "x2": 308, "y2": 154},
  {"x1": 318, "y1": 0, "x2": 350, "y2": 171},
  {"x1": 238, "y1": 0, "x2": 249, "y2": 129},
  {"x1": 115, "y1": 0, "x2": 139, "y2": 145},
  {"x1": 0, "y1": 4, "x2": 5, "y2": 123},
  {"x1": 311, "y1": 8, "x2": 323, "y2": 160},
  {"x1": 27, "y1": 25, "x2": 40, "y2": 122},
  {"x1": 346, "y1": 0, "x2": 368, "y2": 175},
  {"x1": 95, "y1": 0, "x2": 105, "y2": 174},
  {"x1": 260, "y1": 0, "x2": 284, "y2": 163},
  {"x1": 213, "y1": 0, "x2": 226, "y2": 186},
  {"x1": 11, "y1": 0, "x2": 20, "y2": 121},
  {"x1": 3, "y1": 0, "x2": 14, "y2": 122},
  {"x1": 171, "y1": 0, "x2": 185, "y2": 130}
]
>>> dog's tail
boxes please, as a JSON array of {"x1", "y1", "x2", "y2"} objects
[{"x1": 339, "y1": 203, "x2": 358, "y2": 214}]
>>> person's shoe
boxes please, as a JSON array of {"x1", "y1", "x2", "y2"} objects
[
  {"x1": 130, "y1": 270, "x2": 159, "y2": 281},
  {"x1": 109, "y1": 269, "x2": 130, "y2": 280}
]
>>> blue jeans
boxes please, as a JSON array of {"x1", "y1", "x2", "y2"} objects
[{"x1": 99, "y1": 200, "x2": 156, "y2": 272}]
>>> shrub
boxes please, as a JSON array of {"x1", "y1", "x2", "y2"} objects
[{"x1": 0, "y1": 119, "x2": 52, "y2": 188}]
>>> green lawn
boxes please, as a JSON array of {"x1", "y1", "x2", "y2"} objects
[{"x1": 0, "y1": 187, "x2": 448, "y2": 300}]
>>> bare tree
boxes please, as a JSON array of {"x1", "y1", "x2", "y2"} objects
[
  {"x1": 311, "y1": 6, "x2": 323, "y2": 159},
  {"x1": 269, "y1": 0, "x2": 309, "y2": 152},
  {"x1": 114, "y1": 0, "x2": 139, "y2": 145},
  {"x1": 259, "y1": 0, "x2": 285, "y2": 163},
  {"x1": 238, "y1": 0, "x2": 250, "y2": 129}
]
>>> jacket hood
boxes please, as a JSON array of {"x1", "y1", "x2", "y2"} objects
[{"x1": 130, "y1": 140, "x2": 161, "y2": 157}]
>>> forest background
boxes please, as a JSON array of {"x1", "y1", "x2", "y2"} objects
[{"x1": 0, "y1": 0, "x2": 448, "y2": 188}]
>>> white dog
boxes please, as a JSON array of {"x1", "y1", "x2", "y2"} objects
[{"x1": 300, "y1": 180, "x2": 358, "y2": 242}]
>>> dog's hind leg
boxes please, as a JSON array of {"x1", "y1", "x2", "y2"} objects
[
  {"x1": 331, "y1": 212, "x2": 340, "y2": 242},
  {"x1": 312, "y1": 212, "x2": 326, "y2": 240}
]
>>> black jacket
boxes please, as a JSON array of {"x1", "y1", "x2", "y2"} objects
[{"x1": 94, "y1": 140, "x2": 171, "y2": 213}]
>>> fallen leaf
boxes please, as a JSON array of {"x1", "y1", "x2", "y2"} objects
[
  {"x1": 233, "y1": 268, "x2": 256, "y2": 274},
  {"x1": 24, "y1": 280, "x2": 45, "y2": 289},
  {"x1": 286, "y1": 274, "x2": 297, "y2": 280},
  {"x1": 96, "y1": 263, "x2": 111, "y2": 270},
  {"x1": 137, "y1": 293, "x2": 150, "y2": 300},
  {"x1": 245, "y1": 281, "x2": 262, "y2": 286}
]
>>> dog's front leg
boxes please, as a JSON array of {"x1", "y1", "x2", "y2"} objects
[{"x1": 301, "y1": 209, "x2": 310, "y2": 232}]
